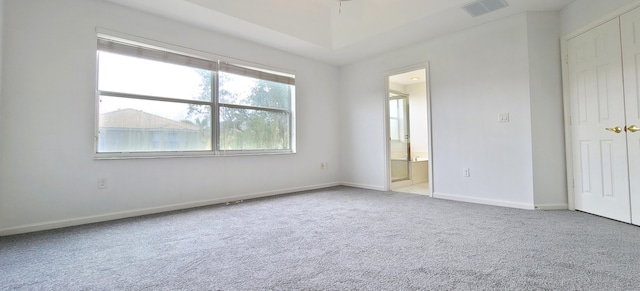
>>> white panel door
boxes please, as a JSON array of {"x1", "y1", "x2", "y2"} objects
[
  {"x1": 568, "y1": 18, "x2": 631, "y2": 223},
  {"x1": 621, "y1": 7, "x2": 640, "y2": 226}
]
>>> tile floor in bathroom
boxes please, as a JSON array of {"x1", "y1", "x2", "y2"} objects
[{"x1": 393, "y1": 182, "x2": 430, "y2": 196}]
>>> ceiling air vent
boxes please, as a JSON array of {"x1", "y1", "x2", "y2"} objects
[{"x1": 462, "y1": 0, "x2": 508, "y2": 17}]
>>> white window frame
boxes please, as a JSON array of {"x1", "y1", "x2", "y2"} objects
[{"x1": 95, "y1": 35, "x2": 296, "y2": 159}]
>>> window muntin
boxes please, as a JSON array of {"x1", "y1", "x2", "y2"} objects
[{"x1": 96, "y1": 37, "x2": 295, "y2": 157}]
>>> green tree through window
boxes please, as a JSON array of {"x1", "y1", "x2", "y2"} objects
[{"x1": 188, "y1": 71, "x2": 292, "y2": 151}]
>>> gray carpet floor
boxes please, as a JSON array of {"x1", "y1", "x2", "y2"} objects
[{"x1": 1, "y1": 186, "x2": 640, "y2": 290}]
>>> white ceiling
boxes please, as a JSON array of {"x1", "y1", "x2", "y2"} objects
[
  {"x1": 103, "y1": 0, "x2": 576, "y2": 66},
  {"x1": 390, "y1": 69, "x2": 426, "y2": 86}
]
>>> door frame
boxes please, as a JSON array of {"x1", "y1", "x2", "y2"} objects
[
  {"x1": 560, "y1": 1, "x2": 640, "y2": 211},
  {"x1": 383, "y1": 62, "x2": 433, "y2": 195},
  {"x1": 389, "y1": 90, "x2": 411, "y2": 184}
]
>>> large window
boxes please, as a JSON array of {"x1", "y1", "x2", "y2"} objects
[{"x1": 96, "y1": 36, "x2": 295, "y2": 157}]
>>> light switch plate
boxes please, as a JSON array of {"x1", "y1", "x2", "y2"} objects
[{"x1": 499, "y1": 113, "x2": 509, "y2": 122}]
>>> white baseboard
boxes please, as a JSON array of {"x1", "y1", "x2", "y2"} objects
[
  {"x1": 534, "y1": 204, "x2": 569, "y2": 210},
  {"x1": 433, "y1": 192, "x2": 535, "y2": 210},
  {"x1": 1, "y1": 184, "x2": 552, "y2": 236},
  {"x1": 0, "y1": 182, "x2": 341, "y2": 236},
  {"x1": 340, "y1": 182, "x2": 386, "y2": 191}
]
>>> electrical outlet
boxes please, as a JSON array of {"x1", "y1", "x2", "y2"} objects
[
  {"x1": 463, "y1": 168, "x2": 470, "y2": 177},
  {"x1": 98, "y1": 178, "x2": 107, "y2": 189}
]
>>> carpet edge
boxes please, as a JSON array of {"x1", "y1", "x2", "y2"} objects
[
  {"x1": 0, "y1": 182, "x2": 342, "y2": 236},
  {"x1": 433, "y1": 192, "x2": 535, "y2": 210}
]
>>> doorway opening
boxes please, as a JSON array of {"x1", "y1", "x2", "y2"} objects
[{"x1": 387, "y1": 67, "x2": 431, "y2": 196}]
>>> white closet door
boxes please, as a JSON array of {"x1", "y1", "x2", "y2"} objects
[
  {"x1": 621, "y1": 7, "x2": 640, "y2": 226},
  {"x1": 568, "y1": 18, "x2": 631, "y2": 223}
]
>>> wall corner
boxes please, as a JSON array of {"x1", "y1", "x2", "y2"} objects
[{"x1": 525, "y1": 11, "x2": 569, "y2": 208}]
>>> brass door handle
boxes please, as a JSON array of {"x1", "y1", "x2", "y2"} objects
[
  {"x1": 628, "y1": 125, "x2": 640, "y2": 133},
  {"x1": 605, "y1": 126, "x2": 623, "y2": 133}
]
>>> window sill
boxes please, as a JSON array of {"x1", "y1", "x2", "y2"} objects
[{"x1": 94, "y1": 150, "x2": 295, "y2": 160}]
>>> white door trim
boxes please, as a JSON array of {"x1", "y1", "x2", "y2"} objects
[
  {"x1": 561, "y1": 1, "x2": 640, "y2": 211},
  {"x1": 384, "y1": 62, "x2": 433, "y2": 196}
]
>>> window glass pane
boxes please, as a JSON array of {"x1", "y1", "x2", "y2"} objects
[
  {"x1": 219, "y1": 72, "x2": 291, "y2": 110},
  {"x1": 390, "y1": 119, "x2": 399, "y2": 141},
  {"x1": 398, "y1": 99, "x2": 406, "y2": 120},
  {"x1": 98, "y1": 96, "x2": 211, "y2": 152},
  {"x1": 98, "y1": 51, "x2": 212, "y2": 101},
  {"x1": 219, "y1": 106, "x2": 290, "y2": 150},
  {"x1": 389, "y1": 99, "x2": 398, "y2": 118}
]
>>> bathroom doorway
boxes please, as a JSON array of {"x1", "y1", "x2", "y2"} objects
[{"x1": 387, "y1": 67, "x2": 431, "y2": 195}]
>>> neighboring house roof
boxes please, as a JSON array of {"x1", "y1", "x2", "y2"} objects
[{"x1": 100, "y1": 108, "x2": 200, "y2": 131}]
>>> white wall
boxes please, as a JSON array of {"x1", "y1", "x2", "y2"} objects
[
  {"x1": 0, "y1": 0, "x2": 5, "y2": 232},
  {"x1": 0, "y1": 0, "x2": 4, "y2": 148},
  {"x1": 526, "y1": 12, "x2": 567, "y2": 209},
  {"x1": 340, "y1": 1, "x2": 640, "y2": 209},
  {"x1": 340, "y1": 13, "x2": 537, "y2": 207},
  {"x1": 4, "y1": 0, "x2": 637, "y2": 235},
  {"x1": 0, "y1": 0, "x2": 3, "y2": 115},
  {"x1": 406, "y1": 82, "x2": 428, "y2": 157},
  {"x1": 560, "y1": 0, "x2": 639, "y2": 36},
  {"x1": 0, "y1": 0, "x2": 341, "y2": 234},
  {"x1": 389, "y1": 83, "x2": 403, "y2": 92}
]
